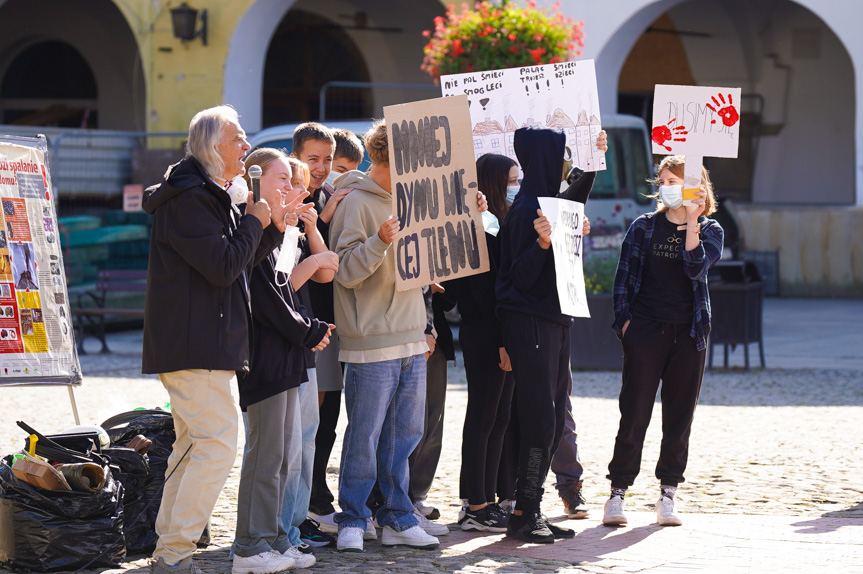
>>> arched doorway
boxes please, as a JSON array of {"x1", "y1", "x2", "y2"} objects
[
  {"x1": 262, "y1": 9, "x2": 372, "y2": 126},
  {"x1": 608, "y1": 0, "x2": 855, "y2": 205},
  {"x1": 1, "y1": 41, "x2": 97, "y2": 127},
  {"x1": 0, "y1": 0, "x2": 144, "y2": 130}
]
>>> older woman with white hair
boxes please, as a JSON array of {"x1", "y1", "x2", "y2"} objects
[{"x1": 142, "y1": 105, "x2": 277, "y2": 574}]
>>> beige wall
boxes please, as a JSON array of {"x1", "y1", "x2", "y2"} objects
[{"x1": 738, "y1": 206, "x2": 863, "y2": 296}]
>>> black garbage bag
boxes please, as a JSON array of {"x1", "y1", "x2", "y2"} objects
[
  {"x1": 0, "y1": 457, "x2": 125, "y2": 573},
  {"x1": 104, "y1": 412, "x2": 174, "y2": 555},
  {"x1": 103, "y1": 447, "x2": 151, "y2": 555}
]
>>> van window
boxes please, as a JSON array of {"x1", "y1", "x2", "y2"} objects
[{"x1": 626, "y1": 128, "x2": 653, "y2": 205}]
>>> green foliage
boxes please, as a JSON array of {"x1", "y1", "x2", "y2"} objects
[
  {"x1": 583, "y1": 253, "x2": 618, "y2": 295},
  {"x1": 421, "y1": 1, "x2": 584, "y2": 81}
]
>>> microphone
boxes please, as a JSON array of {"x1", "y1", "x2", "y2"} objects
[{"x1": 248, "y1": 165, "x2": 262, "y2": 202}]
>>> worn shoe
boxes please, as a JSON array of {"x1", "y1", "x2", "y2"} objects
[
  {"x1": 656, "y1": 495, "x2": 683, "y2": 526},
  {"x1": 543, "y1": 516, "x2": 575, "y2": 539},
  {"x1": 457, "y1": 499, "x2": 469, "y2": 522},
  {"x1": 282, "y1": 546, "x2": 316, "y2": 569},
  {"x1": 415, "y1": 510, "x2": 449, "y2": 536},
  {"x1": 560, "y1": 480, "x2": 589, "y2": 519},
  {"x1": 152, "y1": 557, "x2": 202, "y2": 574},
  {"x1": 307, "y1": 510, "x2": 338, "y2": 533},
  {"x1": 231, "y1": 550, "x2": 294, "y2": 574},
  {"x1": 381, "y1": 525, "x2": 440, "y2": 549},
  {"x1": 602, "y1": 497, "x2": 628, "y2": 526},
  {"x1": 337, "y1": 526, "x2": 364, "y2": 553},
  {"x1": 300, "y1": 517, "x2": 335, "y2": 547},
  {"x1": 460, "y1": 505, "x2": 509, "y2": 532},
  {"x1": 505, "y1": 510, "x2": 555, "y2": 544},
  {"x1": 364, "y1": 517, "x2": 377, "y2": 540},
  {"x1": 488, "y1": 503, "x2": 511, "y2": 523},
  {"x1": 498, "y1": 499, "x2": 515, "y2": 514},
  {"x1": 414, "y1": 499, "x2": 441, "y2": 520},
  {"x1": 295, "y1": 542, "x2": 314, "y2": 554}
]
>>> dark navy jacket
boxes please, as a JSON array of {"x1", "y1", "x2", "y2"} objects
[{"x1": 495, "y1": 127, "x2": 595, "y2": 326}]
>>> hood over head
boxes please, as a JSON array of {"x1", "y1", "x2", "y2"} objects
[{"x1": 513, "y1": 127, "x2": 566, "y2": 199}]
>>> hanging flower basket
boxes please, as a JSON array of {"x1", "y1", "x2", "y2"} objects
[{"x1": 421, "y1": 0, "x2": 585, "y2": 82}]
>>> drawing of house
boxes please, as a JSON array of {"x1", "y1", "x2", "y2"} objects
[
  {"x1": 546, "y1": 108, "x2": 578, "y2": 150},
  {"x1": 575, "y1": 111, "x2": 594, "y2": 170},
  {"x1": 504, "y1": 115, "x2": 518, "y2": 157},
  {"x1": 589, "y1": 114, "x2": 606, "y2": 170},
  {"x1": 472, "y1": 118, "x2": 506, "y2": 157}
]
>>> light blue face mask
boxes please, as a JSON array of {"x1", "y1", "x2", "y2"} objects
[
  {"x1": 324, "y1": 170, "x2": 340, "y2": 190},
  {"x1": 506, "y1": 185, "x2": 520, "y2": 205},
  {"x1": 481, "y1": 210, "x2": 500, "y2": 237}
]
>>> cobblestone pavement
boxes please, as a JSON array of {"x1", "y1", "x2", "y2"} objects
[{"x1": 1, "y1": 299, "x2": 861, "y2": 573}]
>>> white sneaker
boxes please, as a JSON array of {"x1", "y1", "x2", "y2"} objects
[
  {"x1": 413, "y1": 499, "x2": 440, "y2": 519},
  {"x1": 307, "y1": 511, "x2": 338, "y2": 533},
  {"x1": 282, "y1": 546, "x2": 316, "y2": 569},
  {"x1": 457, "y1": 499, "x2": 469, "y2": 522},
  {"x1": 602, "y1": 497, "x2": 628, "y2": 526},
  {"x1": 231, "y1": 550, "x2": 294, "y2": 574},
  {"x1": 656, "y1": 496, "x2": 683, "y2": 526},
  {"x1": 364, "y1": 517, "x2": 377, "y2": 540},
  {"x1": 337, "y1": 526, "x2": 364, "y2": 552},
  {"x1": 413, "y1": 509, "x2": 449, "y2": 536},
  {"x1": 381, "y1": 525, "x2": 440, "y2": 549}
]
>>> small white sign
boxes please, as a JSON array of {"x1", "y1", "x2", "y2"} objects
[
  {"x1": 123, "y1": 184, "x2": 144, "y2": 212},
  {"x1": 538, "y1": 197, "x2": 590, "y2": 318}
]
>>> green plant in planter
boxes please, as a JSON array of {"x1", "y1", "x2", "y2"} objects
[
  {"x1": 421, "y1": 0, "x2": 585, "y2": 82},
  {"x1": 583, "y1": 252, "x2": 618, "y2": 295}
]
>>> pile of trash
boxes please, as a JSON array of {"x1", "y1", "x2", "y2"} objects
[{"x1": 0, "y1": 409, "x2": 177, "y2": 572}]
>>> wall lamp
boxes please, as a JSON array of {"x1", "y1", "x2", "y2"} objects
[{"x1": 171, "y1": 3, "x2": 207, "y2": 46}]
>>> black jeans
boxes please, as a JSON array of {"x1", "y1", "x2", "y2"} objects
[
  {"x1": 459, "y1": 321, "x2": 514, "y2": 505},
  {"x1": 607, "y1": 316, "x2": 707, "y2": 489},
  {"x1": 496, "y1": 371, "x2": 518, "y2": 502},
  {"x1": 502, "y1": 312, "x2": 571, "y2": 513},
  {"x1": 309, "y1": 390, "x2": 341, "y2": 515}
]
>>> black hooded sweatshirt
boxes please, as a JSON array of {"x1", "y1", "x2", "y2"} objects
[
  {"x1": 141, "y1": 156, "x2": 279, "y2": 374},
  {"x1": 495, "y1": 127, "x2": 596, "y2": 327}
]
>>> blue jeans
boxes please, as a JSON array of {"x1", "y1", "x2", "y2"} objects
[
  {"x1": 281, "y1": 369, "x2": 320, "y2": 547},
  {"x1": 336, "y1": 355, "x2": 426, "y2": 532}
]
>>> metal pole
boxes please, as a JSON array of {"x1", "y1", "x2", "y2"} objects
[{"x1": 68, "y1": 386, "x2": 81, "y2": 425}]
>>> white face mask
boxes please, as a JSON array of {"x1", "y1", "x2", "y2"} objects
[
  {"x1": 481, "y1": 210, "x2": 500, "y2": 237},
  {"x1": 274, "y1": 227, "x2": 302, "y2": 287},
  {"x1": 506, "y1": 185, "x2": 520, "y2": 205},
  {"x1": 227, "y1": 176, "x2": 249, "y2": 205},
  {"x1": 323, "y1": 170, "x2": 340, "y2": 191},
  {"x1": 659, "y1": 185, "x2": 683, "y2": 210}
]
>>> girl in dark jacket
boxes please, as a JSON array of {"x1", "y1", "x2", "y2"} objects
[
  {"x1": 452, "y1": 153, "x2": 517, "y2": 533},
  {"x1": 603, "y1": 155, "x2": 724, "y2": 528},
  {"x1": 231, "y1": 148, "x2": 335, "y2": 573}
]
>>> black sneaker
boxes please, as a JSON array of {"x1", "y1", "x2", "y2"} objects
[
  {"x1": 300, "y1": 517, "x2": 335, "y2": 547},
  {"x1": 487, "y1": 503, "x2": 511, "y2": 523},
  {"x1": 296, "y1": 542, "x2": 314, "y2": 554},
  {"x1": 460, "y1": 506, "x2": 509, "y2": 532},
  {"x1": 560, "y1": 480, "x2": 589, "y2": 519},
  {"x1": 543, "y1": 515, "x2": 575, "y2": 539},
  {"x1": 505, "y1": 510, "x2": 554, "y2": 544}
]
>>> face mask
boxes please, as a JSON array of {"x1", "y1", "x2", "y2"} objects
[
  {"x1": 481, "y1": 210, "x2": 500, "y2": 237},
  {"x1": 506, "y1": 185, "x2": 520, "y2": 205},
  {"x1": 274, "y1": 227, "x2": 302, "y2": 286},
  {"x1": 659, "y1": 185, "x2": 683, "y2": 210},
  {"x1": 322, "y1": 170, "x2": 340, "y2": 192},
  {"x1": 227, "y1": 176, "x2": 249, "y2": 205}
]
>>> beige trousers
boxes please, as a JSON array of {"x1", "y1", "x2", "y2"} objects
[{"x1": 153, "y1": 369, "x2": 239, "y2": 565}]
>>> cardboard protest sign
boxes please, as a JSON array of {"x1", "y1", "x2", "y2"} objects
[
  {"x1": 385, "y1": 95, "x2": 490, "y2": 291},
  {"x1": 441, "y1": 59, "x2": 606, "y2": 173},
  {"x1": 537, "y1": 197, "x2": 589, "y2": 318},
  {"x1": 0, "y1": 135, "x2": 81, "y2": 387},
  {"x1": 651, "y1": 85, "x2": 742, "y2": 158}
]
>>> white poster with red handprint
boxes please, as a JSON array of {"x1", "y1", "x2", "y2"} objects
[{"x1": 651, "y1": 85, "x2": 742, "y2": 158}]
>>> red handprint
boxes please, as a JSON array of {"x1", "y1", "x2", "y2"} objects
[
  {"x1": 707, "y1": 93, "x2": 739, "y2": 127},
  {"x1": 652, "y1": 119, "x2": 689, "y2": 152}
]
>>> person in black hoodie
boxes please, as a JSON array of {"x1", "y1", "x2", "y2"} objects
[
  {"x1": 231, "y1": 149, "x2": 334, "y2": 573},
  {"x1": 495, "y1": 126, "x2": 597, "y2": 544},
  {"x1": 142, "y1": 106, "x2": 274, "y2": 574}
]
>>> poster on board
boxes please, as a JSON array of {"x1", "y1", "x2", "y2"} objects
[
  {"x1": 0, "y1": 134, "x2": 81, "y2": 387},
  {"x1": 441, "y1": 59, "x2": 606, "y2": 173},
  {"x1": 651, "y1": 84, "x2": 742, "y2": 158},
  {"x1": 537, "y1": 197, "x2": 590, "y2": 318},
  {"x1": 384, "y1": 95, "x2": 490, "y2": 291}
]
